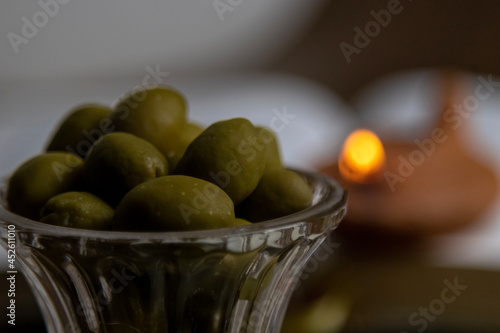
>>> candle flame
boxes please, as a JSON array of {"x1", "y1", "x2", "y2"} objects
[{"x1": 339, "y1": 129, "x2": 385, "y2": 183}]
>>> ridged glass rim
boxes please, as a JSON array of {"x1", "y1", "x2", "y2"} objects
[{"x1": 0, "y1": 170, "x2": 346, "y2": 241}]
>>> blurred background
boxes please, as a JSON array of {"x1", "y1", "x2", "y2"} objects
[{"x1": 1, "y1": 1, "x2": 500, "y2": 332}]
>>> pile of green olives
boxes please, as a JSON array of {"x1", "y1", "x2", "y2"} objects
[{"x1": 6, "y1": 86, "x2": 313, "y2": 232}]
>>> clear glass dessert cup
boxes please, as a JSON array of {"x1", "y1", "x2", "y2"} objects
[{"x1": 0, "y1": 171, "x2": 346, "y2": 333}]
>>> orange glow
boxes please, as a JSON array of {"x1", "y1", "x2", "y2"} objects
[{"x1": 338, "y1": 129, "x2": 386, "y2": 184}]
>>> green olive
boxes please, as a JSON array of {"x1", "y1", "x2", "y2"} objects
[
  {"x1": 236, "y1": 169, "x2": 313, "y2": 221},
  {"x1": 82, "y1": 132, "x2": 168, "y2": 206},
  {"x1": 256, "y1": 126, "x2": 282, "y2": 170},
  {"x1": 168, "y1": 122, "x2": 204, "y2": 173},
  {"x1": 113, "y1": 175, "x2": 236, "y2": 231},
  {"x1": 7, "y1": 152, "x2": 83, "y2": 220},
  {"x1": 233, "y1": 217, "x2": 251, "y2": 226},
  {"x1": 46, "y1": 104, "x2": 112, "y2": 157},
  {"x1": 40, "y1": 192, "x2": 114, "y2": 230},
  {"x1": 110, "y1": 86, "x2": 187, "y2": 161},
  {"x1": 175, "y1": 118, "x2": 266, "y2": 205}
]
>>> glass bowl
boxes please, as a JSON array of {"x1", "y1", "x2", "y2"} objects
[{"x1": 0, "y1": 170, "x2": 346, "y2": 333}]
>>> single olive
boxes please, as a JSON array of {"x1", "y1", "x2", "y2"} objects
[
  {"x1": 40, "y1": 192, "x2": 114, "y2": 230},
  {"x1": 46, "y1": 104, "x2": 113, "y2": 157},
  {"x1": 236, "y1": 169, "x2": 313, "y2": 221},
  {"x1": 7, "y1": 152, "x2": 83, "y2": 220},
  {"x1": 113, "y1": 175, "x2": 236, "y2": 231},
  {"x1": 233, "y1": 217, "x2": 251, "y2": 227},
  {"x1": 256, "y1": 126, "x2": 282, "y2": 170},
  {"x1": 168, "y1": 122, "x2": 204, "y2": 173},
  {"x1": 96, "y1": 258, "x2": 146, "y2": 332},
  {"x1": 110, "y1": 86, "x2": 187, "y2": 162},
  {"x1": 82, "y1": 132, "x2": 168, "y2": 206},
  {"x1": 175, "y1": 118, "x2": 266, "y2": 205}
]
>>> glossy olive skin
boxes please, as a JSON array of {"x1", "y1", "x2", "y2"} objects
[
  {"x1": 256, "y1": 126, "x2": 282, "y2": 170},
  {"x1": 40, "y1": 192, "x2": 114, "y2": 230},
  {"x1": 46, "y1": 104, "x2": 113, "y2": 157},
  {"x1": 82, "y1": 132, "x2": 168, "y2": 206},
  {"x1": 236, "y1": 169, "x2": 313, "y2": 222},
  {"x1": 7, "y1": 152, "x2": 83, "y2": 220},
  {"x1": 168, "y1": 122, "x2": 204, "y2": 173},
  {"x1": 113, "y1": 175, "x2": 237, "y2": 231},
  {"x1": 175, "y1": 118, "x2": 267, "y2": 205},
  {"x1": 110, "y1": 86, "x2": 187, "y2": 162}
]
